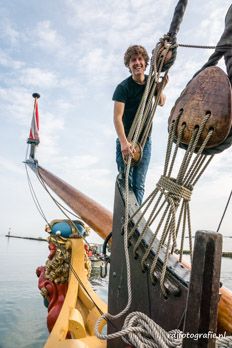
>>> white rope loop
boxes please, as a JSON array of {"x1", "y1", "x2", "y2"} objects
[
  {"x1": 122, "y1": 312, "x2": 182, "y2": 348},
  {"x1": 95, "y1": 310, "x2": 232, "y2": 347},
  {"x1": 216, "y1": 336, "x2": 232, "y2": 347}
]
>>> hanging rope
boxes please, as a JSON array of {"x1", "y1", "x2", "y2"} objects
[
  {"x1": 127, "y1": 114, "x2": 214, "y2": 297},
  {"x1": 191, "y1": 5, "x2": 232, "y2": 83},
  {"x1": 95, "y1": 34, "x2": 178, "y2": 342},
  {"x1": 178, "y1": 43, "x2": 217, "y2": 49},
  {"x1": 25, "y1": 154, "x2": 91, "y2": 247},
  {"x1": 217, "y1": 189, "x2": 232, "y2": 232},
  {"x1": 36, "y1": 169, "x2": 91, "y2": 245},
  {"x1": 95, "y1": 6, "x2": 228, "y2": 343},
  {"x1": 110, "y1": 12, "x2": 232, "y2": 340},
  {"x1": 96, "y1": 45, "x2": 232, "y2": 348},
  {"x1": 96, "y1": 42, "x2": 215, "y2": 347},
  {"x1": 127, "y1": 40, "x2": 175, "y2": 162},
  {"x1": 95, "y1": 42, "x2": 168, "y2": 348},
  {"x1": 25, "y1": 145, "x2": 50, "y2": 226}
]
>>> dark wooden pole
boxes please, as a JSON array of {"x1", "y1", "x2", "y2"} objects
[{"x1": 182, "y1": 230, "x2": 222, "y2": 348}]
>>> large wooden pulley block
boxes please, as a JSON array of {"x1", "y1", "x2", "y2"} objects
[{"x1": 169, "y1": 66, "x2": 232, "y2": 148}]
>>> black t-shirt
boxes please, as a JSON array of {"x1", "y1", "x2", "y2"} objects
[{"x1": 112, "y1": 75, "x2": 147, "y2": 137}]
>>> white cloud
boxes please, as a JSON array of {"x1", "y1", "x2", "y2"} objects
[
  {"x1": 0, "y1": 156, "x2": 24, "y2": 175},
  {"x1": 0, "y1": 18, "x2": 20, "y2": 44},
  {"x1": 0, "y1": 50, "x2": 24, "y2": 69},
  {"x1": 35, "y1": 20, "x2": 65, "y2": 51},
  {"x1": 0, "y1": 87, "x2": 32, "y2": 125},
  {"x1": 36, "y1": 111, "x2": 65, "y2": 161},
  {"x1": 19, "y1": 67, "x2": 59, "y2": 88}
]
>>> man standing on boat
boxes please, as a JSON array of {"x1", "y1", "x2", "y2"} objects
[{"x1": 113, "y1": 45, "x2": 166, "y2": 205}]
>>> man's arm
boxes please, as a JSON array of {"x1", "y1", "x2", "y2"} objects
[
  {"x1": 158, "y1": 92, "x2": 166, "y2": 107},
  {"x1": 157, "y1": 75, "x2": 169, "y2": 106},
  {"x1": 113, "y1": 101, "x2": 133, "y2": 158}
]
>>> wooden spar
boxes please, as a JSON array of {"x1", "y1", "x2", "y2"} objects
[{"x1": 27, "y1": 162, "x2": 113, "y2": 240}]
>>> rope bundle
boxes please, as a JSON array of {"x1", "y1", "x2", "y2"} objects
[
  {"x1": 95, "y1": 37, "x2": 175, "y2": 342},
  {"x1": 128, "y1": 39, "x2": 175, "y2": 157},
  {"x1": 96, "y1": 310, "x2": 232, "y2": 348},
  {"x1": 127, "y1": 112, "x2": 215, "y2": 298},
  {"x1": 157, "y1": 176, "x2": 192, "y2": 203}
]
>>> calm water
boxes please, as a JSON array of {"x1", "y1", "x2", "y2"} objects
[{"x1": 0, "y1": 235, "x2": 231, "y2": 348}]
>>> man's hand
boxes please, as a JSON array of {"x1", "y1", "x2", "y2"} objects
[
  {"x1": 156, "y1": 75, "x2": 169, "y2": 106},
  {"x1": 120, "y1": 139, "x2": 135, "y2": 160}
]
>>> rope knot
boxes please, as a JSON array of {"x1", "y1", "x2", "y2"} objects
[
  {"x1": 122, "y1": 312, "x2": 182, "y2": 347},
  {"x1": 157, "y1": 175, "x2": 192, "y2": 203}
]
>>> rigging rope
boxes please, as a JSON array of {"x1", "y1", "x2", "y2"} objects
[
  {"x1": 25, "y1": 153, "x2": 91, "y2": 246},
  {"x1": 217, "y1": 189, "x2": 232, "y2": 232},
  {"x1": 127, "y1": 40, "x2": 174, "y2": 157},
  {"x1": 178, "y1": 43, "x2": 217, "y2": 49},
  {"x1": 95, "y1": 38, "x2": 172, "y2": 342},
  {"x1": 25, "y1": 146, "x2": 50, "y2": 225},
  {"x1": 128, "y1": 114, "x2": 214, "y2": 297},
  {"x1": 35, "y1": 169, "x2": 91, "y2": 245},
  {"x1": 95, "y1": 25, "x2": 225, "y2": 345}
]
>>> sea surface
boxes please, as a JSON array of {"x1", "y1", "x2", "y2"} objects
[{"x1": 0, "y1": 235, "x2": 231, "y2": 348}]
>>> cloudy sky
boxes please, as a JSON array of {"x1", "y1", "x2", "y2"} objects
[{"x1": 1, "y1": 0, "x2": 232, "y2": 244}]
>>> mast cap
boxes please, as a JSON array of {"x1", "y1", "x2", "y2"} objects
[{"x1": 32, "y1": 93, "x2": 40, "y2": 99}]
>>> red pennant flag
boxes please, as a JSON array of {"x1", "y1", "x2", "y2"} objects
[{"x1": 28, "y1": 94, "x2": 40, "y2": 144}]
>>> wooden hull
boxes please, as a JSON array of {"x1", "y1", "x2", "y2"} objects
[{"x1": 44, "y1": 238, "x2": 107, "y2": 348}]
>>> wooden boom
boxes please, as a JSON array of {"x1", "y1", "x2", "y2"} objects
[{"x1": 26, "y1": 161, "x2": 112, "y2": 240}]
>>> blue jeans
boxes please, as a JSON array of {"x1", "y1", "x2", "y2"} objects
[{"x1": 116, "y1": 138, "x2": 151, "y2": 205}]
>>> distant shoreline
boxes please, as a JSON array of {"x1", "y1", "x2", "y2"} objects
[
  {"x1": 5, "y1": 235, "x2": 47, "y2": 242},
  {"x1": 175, "y1": 249, "x2": 232, "y2": 258},
  {"x1": 5, "y1": 235, "x2": 232, "y2": 257}
]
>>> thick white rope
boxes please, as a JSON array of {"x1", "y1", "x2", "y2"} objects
[{"x1": 97, "y1": 309, "x2": 232, "y2": 347}]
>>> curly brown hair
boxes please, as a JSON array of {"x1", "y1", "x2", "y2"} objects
[{"x1": 124, "y1": 45, "x2": 149, "y2": 69}]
